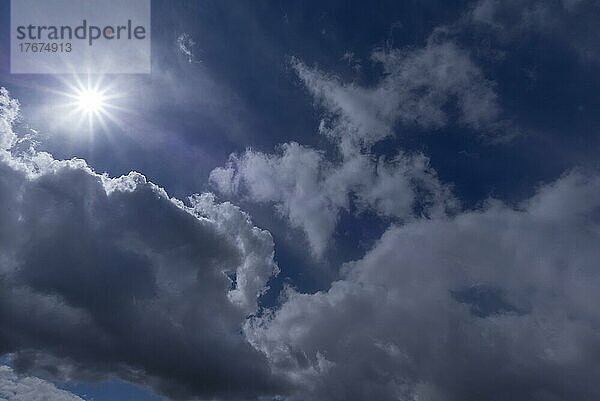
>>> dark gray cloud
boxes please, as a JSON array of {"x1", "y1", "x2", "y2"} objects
[{"x1": 0, "y1": 88, "x2": 283, "y2": 400}]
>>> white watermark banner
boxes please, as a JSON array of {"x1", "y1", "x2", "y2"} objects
[{"x1": 11, "y1": 0, "x2": 151, "y2": 74}]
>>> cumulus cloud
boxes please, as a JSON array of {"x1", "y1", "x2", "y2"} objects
[
  {"x1": 246, "y1": 170, "x2": 600, "y2": 401},
  {"x1": 0, "y1": 366, "x2": 83, "y2": 401},
  {"x1": 0, "y1": 88, "x2": 282, "y2": 400},
  {"x1": 211, "y1": 142, "x2": 337, "y2": 257},
  {"x1": 0, "y1": 88, "x2": 19, "y2": 150}
]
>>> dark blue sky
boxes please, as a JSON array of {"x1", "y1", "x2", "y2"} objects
[{"x1": 2, "y1": 0, "x2": 598, "y2": 201}]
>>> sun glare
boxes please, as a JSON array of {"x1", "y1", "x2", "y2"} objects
[
  {"x1": 55, "y1": 76, "x2": 125, "y2": 132},
  {"x1": 76, "y1": 89, "x2": 107, "y2": 114}
]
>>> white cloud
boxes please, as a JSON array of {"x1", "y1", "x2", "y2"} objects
[
  {"x1": 0, "y1": 88, "x2": 19, "y2": 150},
  {"x1": 211, "y1": 143, "x2": 337, "y2": 257},
  {"x1": 246, "y1": 170, "x2": 600, "y2": 401},
  {"x1": 211, "y1": 143, "x2": 455, "y2": 257},
  {"x1": 293, "y1": 39, "x2": 503, "y2": 150},
  {"x1": 0, "y1": 366, "x2": 84, "y2": 401}
]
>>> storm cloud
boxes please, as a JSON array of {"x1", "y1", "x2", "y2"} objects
[{"x1": 0, "y1": 88, "x2": 282, "y2": 400}]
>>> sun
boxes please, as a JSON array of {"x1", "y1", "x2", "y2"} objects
[
  {"x1": 76, "y1": 89, "x2": 107, "y2": 115},
  {"x1": 55, "y1": 76, "x2": 126, "y2": 132}
]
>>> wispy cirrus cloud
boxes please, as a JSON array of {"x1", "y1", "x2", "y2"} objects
[{"x1": 293, "y1": 39, "x2": 507, "y2": 148}]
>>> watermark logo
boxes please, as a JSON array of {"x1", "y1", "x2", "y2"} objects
[{"x1": 11, "y1": 0, "x2": 151, "y2": 74}]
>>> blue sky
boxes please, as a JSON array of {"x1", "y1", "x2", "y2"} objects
[{"x1": 1, "y1": 1, "x2": 600, "y2": 400}]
